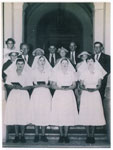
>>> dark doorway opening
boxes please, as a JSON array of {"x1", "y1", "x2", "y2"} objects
[
  {"x1": 24, "y1": 3, "x2": 94, "y2": 53},
  {"x1": 36, "y1": 10, "x2": 83, "y2": 52}
]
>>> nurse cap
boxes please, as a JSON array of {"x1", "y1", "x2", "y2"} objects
[
  {"x1": 78, "y1": 51, "x2": 91, "y2": 58},
  {"x1": 32, "y1": 48, "x2": 45, "y2": 56},
  {"x1": 8, "y1": 50, "x2": 20, "y2": 56},
  {"x1": 57, "y1": 47, "x2": 68, "y2": 53}
]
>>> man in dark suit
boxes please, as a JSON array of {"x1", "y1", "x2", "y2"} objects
[
  {"x1": 68, "y1": 42, "x2": 79, "y2": 68},
  {"x1": 94, "y1": 41, "x2": 110, "y2": 100},
  {"x1": 18, "y1": 43, "x2": 34, "y2": 67},
  {"x1": 46, "y1": 45, "x2": 58, "y2": 67}
]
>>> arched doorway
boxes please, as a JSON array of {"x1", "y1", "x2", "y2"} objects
[
  {"x1": 36, "y1": 9, "x2": 83, "y2": 52},
  {"x1": 23, "y1": 3, "x2": 94, "y2": 53}
]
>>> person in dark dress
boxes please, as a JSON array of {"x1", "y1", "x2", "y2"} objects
[
  {"x1": 2, "y1": 51, "x2": 19, "y2": 98},
  {"x1": 93, "y1": 42, "x2": 110, "y2": 100}
]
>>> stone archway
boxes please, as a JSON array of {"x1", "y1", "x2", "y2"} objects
[
  {"x1": 36, "y1": 9, "x2": 83, "y2": 52},
  {"x1": 24, "y1": 3, "x2": 94, "y2": 53}
]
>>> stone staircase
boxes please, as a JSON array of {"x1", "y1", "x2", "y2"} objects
[
  {"x1": 3, "y1": 125, "x2": 110, "y2": 148},
  {"x1": 3, "y1": 86, "x2": 110, "y2": 148}
]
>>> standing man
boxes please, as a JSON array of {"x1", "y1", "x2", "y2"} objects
[
  {"x1": 94, "y1": 41, "x2": 110, "y2": 100},
  {"x1": 69, "y1": 42, "x2": 78, "y2": 67},
  {"x1": 47, "y1": 45, "x2": 58, "y2": 67},
  {"x1": 18, "y1": 43, "x2": 34, "y2": 67}
]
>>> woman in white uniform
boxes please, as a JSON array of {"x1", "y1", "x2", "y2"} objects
[
  {"x1": 78, "y1": 56, "x2": 106, "y2": 144},
  {"x1": 30, "y1": 55, "x2": 52, "y2": 142},
  {"x1": 50, "y1": 58, "x2": 78, "y2": 143},
  {"x1": 4, "y1": 58, "x2": 32, "y2": 143},
  {"x1": 75, "y1": 51, "x2": 91, "y2": 111}
]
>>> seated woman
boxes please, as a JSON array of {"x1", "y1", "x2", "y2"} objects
[
  {"x1": 30, "y1": 55, "x2": 52, "y2": 142},
  {"x1": 78, "y1": 56, "x2": 107, "y2": 144},
  {"x1": 4, "y1": 58, "x2": 32, "y2": 143},
  {"x1": 50, "y1": 58, "x2": 78, "y2": 143}
]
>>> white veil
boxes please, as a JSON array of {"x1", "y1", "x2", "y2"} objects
[
  {"x1": 31, "y1": 55, "x2": 52, "y2": 73},
  {"x1": 4, "y1": 58, "x2": 32, "y2": 76},
  {"x1": 53, "y1": 57, "x2": 76, "y2": 73},
  {"x1": 94, "y1": 60, "x2": 107, "y2": 78}
]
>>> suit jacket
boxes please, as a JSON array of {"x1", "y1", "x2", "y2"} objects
[
  {"x1": 67, "y1": 51, "x2": 80, "y2": 64},
  {"x1": 94, "y1": 53, "x2": 110, "y2": 75},
  {"x1": 2, "y1": 59, "x2": 12, "y2": 82},
  {"x1": 18, "y1": 54, "x2": 34, "y2": 67},
  {"x1": 46, "y1": 53, "x2": 59, "y2": 67}
]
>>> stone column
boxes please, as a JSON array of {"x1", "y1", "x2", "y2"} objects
[
  {"x1": 4, "y1": 3, "x2": 13, "y2": 47},
  {"x1": 104, "y1": 3, "x2": 110, "y2": 55},
  {"x1": 94, "y1": 3, "x2": 104, "y2": 44},
  {"x1": 13, "y1": 3, "x2": 23, "y2": 50},
  {"x1": 94, "y1": 3, "x2": 110, "y2": 55},
  {"x1": 94, "y1": 2, "x2": 110, "y2": 143}
]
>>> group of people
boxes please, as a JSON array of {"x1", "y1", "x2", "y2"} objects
[{"x1": 2, "y1": 38, "x2": 110, "y2": 144}]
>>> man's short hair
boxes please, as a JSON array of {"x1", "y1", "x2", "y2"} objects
[
  {"x1": 94, "y1": 42, "x2": 104, "y2": 49},
  {"x1": 20, "y1": 43, "x2": 30, "y2": 50}
]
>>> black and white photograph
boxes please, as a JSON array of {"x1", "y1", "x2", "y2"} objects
[{"x1": 1, "y1": 1, "x2": 111, "y2": 148}]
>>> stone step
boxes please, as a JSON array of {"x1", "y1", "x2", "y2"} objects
[
  {"x1": 8, "y1": 132, "x2": 108, "y2": 140},
  {"x1": 7, "y1": 125, "x2": 108, "y2": 141},
  {"x1": 3, "y1": 139, "x2": 110, "y2": 148},
  {"x1": 7, "y1": 125, "x2": 107, "y2": 133}
]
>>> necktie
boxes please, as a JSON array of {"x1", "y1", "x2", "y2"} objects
[
  {"x1": 96, "y1": 54, "x2": 99, "y2": 60},
  {"x1": 24, "y1": 55, "x2": 26, "y2": 61},
  {"x1": 51, "y1": 55, "x2": 54, "y2": 67},
  {"x1": 72, "y1": 53, "x2": 75, "y2": 64}
]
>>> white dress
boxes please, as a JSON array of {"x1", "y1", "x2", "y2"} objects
[
  {"x1": 78, "y1": 69, "x2": 106, "y2": 126},
  {"x1": 51, "y1": 70, "x2": 78, "y2": 126},
  {"x1": 4, "y1": 70, "x2": 32, "y2": 125},
  {"x1": 30, "y1": 69, "x2": 52, "y2": 126}
]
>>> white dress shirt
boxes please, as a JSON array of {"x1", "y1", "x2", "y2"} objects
[
  {"x1": 49, "y1": 53, "x2": 56, "y2": 64},
  {"x1": 22, "y1": 55, "x2": 28, "y2": 62},
  {"x1": 95, "y1": 53, "x2": 101, "y2": 61},
  {"x1": 70, "y1": 51, "x2": 76, "y2": 64}
]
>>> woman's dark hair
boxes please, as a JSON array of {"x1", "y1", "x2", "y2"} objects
[
  {"x1": 6, "y1": 38, "x2": 15, "y2": 44},
  {"x1": 86, "y1": 56, "x2": 95, "y2": 62},
  {"x1": 61, "y1": 58, "x2": 69, "y2": 63},
  {"x1": 16, "y1": 58, "x2": 25, "y2": 64},
  {"x1": 38, "y1": 55, "x2": 45, "y2": 60},
  {"x1": 20, "y1": 43, "x2": 30, "y2": 50}
]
